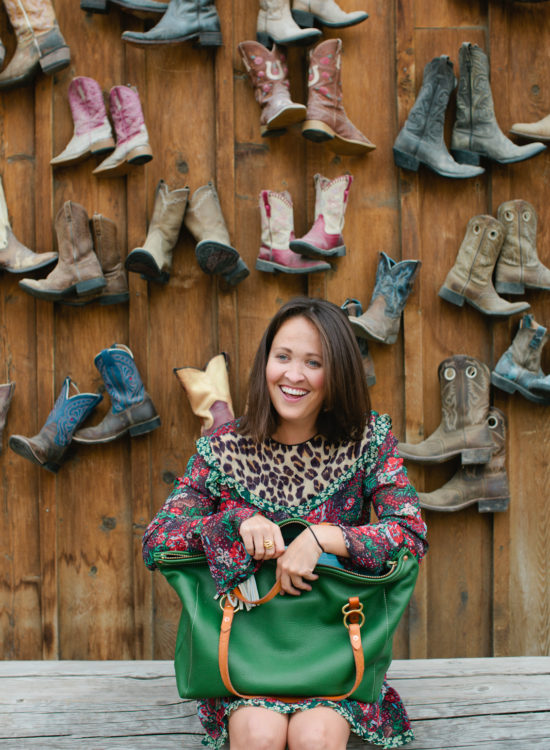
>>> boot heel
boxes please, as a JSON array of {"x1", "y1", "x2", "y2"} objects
[
  {"x1": 129, "y1": 416, "x2": 161, "y2": 437},
  {"x1": 80, "y1": 0, "x2": 109, "y2": 12},
  {"x1": 491, "y1": 371, "x2": 517, "y2": 394},
  {"x1": 221, "y1": 257, "x2": 250, "y2": 287},
  {"x1": 126, "y1": 145, "x2": 153, "y2": 166},
  {"x1": 302, "y1": 120, "x2": 334, "y2": 143},
  {"x1": 43, "y1": 461, "x2": 62, "y2": 474},
  {"x1": 91, "y1": 137, "x2": 116, "y2": 155},
  {"x1": 461, "y1": 447, "x2": 493, "y2": 464},
  {"x1": 198, "y1": 31, "x2": 223, "y2": 47},
  {"x1": 255, "y1": 258, "x2": 277, "y2": 273},
  {"x1": 76, "y1": 277, "x2": 106, "y2": 296},
  {"x1": 452, "y1": 148, "x2": 481, "y2": 165},
  {"x1": 438, "y1": 285, "x2": 465, "y2": 307},
  {"x1": 39, "y1": 46, "x2": 71, "y2": 75},
  {"x1": 478, "y1": 497, "x2": 509, "y2": 512},
  {"x1": 393, "y1": 147, "x2": 420, "y2": 171},
  {"x1": 292, "y1": 9, "x2": 316, "y2": 26},
  {"x1": 495, "y1": 280, "x2": 525, "y2": 295}
]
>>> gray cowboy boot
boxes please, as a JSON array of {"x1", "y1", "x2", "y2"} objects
[
  {"x1": 73, "y1": 344, "x2": 161, "y2": 444},
  {"x1": 81, "y1": 0, "x2": 168, "y2": 16},
  {"x1": 494, "y1": 200, "x2": 550, "y2": 295},
  {"x1": 418, "y1": 407, "x2": 510, "y2": 513},
  {"x1": 393, "y1": 56, "x2": 484, "y2": 178},
  {"x1": 491, "y1": 314, "x2": 550, "y2": 405},
  {"x1": 348, "y1": 252, "x2": 421, "y2": 345},
  {"x1": 451, "y1": 43, "x2": 546, "y2": 166},
  {"x1": 340, "y1": 298, "x2": 376, "y2": 387},
  {"x1": 122, "y1": 0, "x2": 222, "y2": 46},
  {"x1": 439, "y1": 214, "x2": 530, "y2": 317},
  {"x1": 174, "y1": 353, "x2": 234, "y2": 436},
  {"x1": 0, "y1": 382, "x2": 15, "y2": 450},
  {"x1": 9, "y1": 377, "x2": 102, "y2": 473},
  {"x1": 398, "y1": 355, "x2": 494, "y2": 465}
]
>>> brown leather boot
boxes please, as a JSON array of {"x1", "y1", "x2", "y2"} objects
[
  {"x1": 174, "y1": 353, "x2": 234, "y2": 436},
  {"x1": 494, "y1": 200, "x2": 550, "y2": 295},
  {"x1": 0, "y1": 0, "x2": 70, "y2": 90},
  {"x1": 0, "y1": 175, "x2": 57, "y2": 274},
  {"x1": 418, "y1": 407, "x2": 509, "y2": 513},
  {"x1": 18, "y1": 201, "x2": 106, "y2": 301},
  {"x1": 302, "y1": 38, "x2": 375, "y2": 156},
  {"x1": 398, "y1": 355, "x2": 494, "y2": 465},
  {"x1": 0, "y1": 382, "x2": 15, "y2": 450},
  {"x1": 238, "y1": 40, "x2": 306, "y2": 137},
  {"x1": 438, "y1": 214, "x2": 530, "y2": 317}
]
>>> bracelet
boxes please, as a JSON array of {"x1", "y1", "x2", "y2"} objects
[{"x1": 307, "y1": 525, "x2": 325, "y2": 553}]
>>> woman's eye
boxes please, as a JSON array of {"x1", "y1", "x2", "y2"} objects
[
  {"x1": 307, "y1": 359, "x2": 322, "y2": 368},
  {"x1": 276, "y1": 353, "x2": 288, "y2": 361}
]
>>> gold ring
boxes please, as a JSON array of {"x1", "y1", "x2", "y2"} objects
[{"x1": 263, "y1": 539, "x2": 274, "y2": 550}]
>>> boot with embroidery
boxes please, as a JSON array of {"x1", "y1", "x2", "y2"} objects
[
  {"x1": 51, "y1": 77, "x2": 115, "y2": 168},
  {"x1": 292, "y1": 0, "x2": 368, "y2": 28},
  {"x1": 257, "y1": 0, "x2": 321, "y2": 47},
  {"x1": 0, "y1": 175, "x2": 58, "y2": 274},
  {"x1": 125, "y1": 180, "x2": 189, "y2": 284},
  {"x1": 238, "y1": 41, "x2": 306, "y2": 137},
  {"x1": 349, "y1": 252, "x2": 421, "y2": 345},
  {"x1": 9, "y1": 377, "x2": 102, "y2": 472},
  {"x1": 491, "y1": 314, "x2": 550, "y2": 405},
  {"x1": 256, "y1": 190, "x2": 331, "y2": 274},
  {"x1": 418, "y1": 407, "x2": 510, "y2": 513},
  {"x1": 290, "y1": 173, "x2": 352, "y2": 259},
  {"x1": 122, "y1": 0, "x2": 222, "y2": 46},
  {"x1": 393, "y1": 55, "x2": 484, "y2": 179},
  {"x1": 510, "y1": 113, "x2": 550, "y2": 142},
  {"x1": 73, "y1": 344, "x2": 160, "y2": 444},
  {"x1": 341, "y1": 298, "x2": 376, "y2": 387},
  {"x1": 174, "y1": 353, "x2": 234, "y2": 436},
  {"x1": 0, "y1": 0, "x2": 70, "y2": 90},
  {"x1": 494, "y1": 200, "x2": 550, "y2": 295},
  {"x1": 302, "y1": 38, "x2": 375, "y2": 156},
  {"x1": 0, "y1": 382, "x2": 15, "y2": 451},
  {"x1": 398, "y1": 355, "x2": 494, "y2": 465},
  {"x1": 451, "y1": 43, "x2": 546, "y2": 166},
  {"x1": 439, "y1": 214, "x2": 530, "y2": 317},
  {"x1": 93, "y1": 85, "x2": 153, "y2": 177}
]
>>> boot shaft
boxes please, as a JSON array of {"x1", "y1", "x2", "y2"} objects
[
  {"x1": 238, "y1": 41, "x2": 291, "y2": 106},
  {"x1": 259, "y1": 189, "x2": 294, "y2": 251},
  {"x1": 44, "y1": 377, "x2": 103, "y2": 446},
  {"x1": 94, "y1": 344, "x2": 146, "y2": 412},
  {"x1": 455, "y1": 43, "x2": 496, "y2": 134},
  {"x1": 152, "y1": 0, "x2": 220, "y2": 31},
  {"x1": 146, "y1": 179, "x2": 189, "y2": 249},
  {"x1": 307, "y1": 38, "x2": 343, "y2": 112},
  {"x1": 0, "y1": 382, "x2": 15, "y2": 439},
  {"x1": 68, "y1": 76, "x2": 110, "y2": 134},
  {"x1": 451, "y1": 214, "x2": 505, "y2": 286},
  {"x1": 497, "y1": 199, "x2": 538, "y2": 267},
  {"x1": 175, "y1": 353, "x2": 234, "y2": 434},
  {"x1": 0, "y1": 176, "x2": 11, "y2": 249},
  {"x1": 402, "y1": 56, "x2": 455, "y2": 144},
  {"x1": 184, "y1": 182, "x2": 230, "y2": 245},
  {"x1": 312, "y1": 173, "x2": 352, "y2": 234},
  {"x1": 55, "y1": 201, "x2": 95, "y2": 264},
  {"x1": 3, "y1": 0, "x2": 57, "y2": 37},
  {"x1": 485, "y1": 406, "x2": 507, "y2": 474},
  {"x1": 509, "y1": 314, "x2": 548, "y2": 372},
  {"x1": 109, "y1": 85, "x2": 148, "y2": 146},
  {"x1": 438, "y1": 354, "x2": 491, "y2": 432},
  {"x1": 91, "y1": 214, "x2": 119, "y2": 272},
  {"x1": 370, "y1": 251, "x2": 421, "y2": 318}
]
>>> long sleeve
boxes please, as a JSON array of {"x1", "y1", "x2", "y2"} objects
[{"x1": 339, "y1": 430, "x2": 427, "y2": 573}]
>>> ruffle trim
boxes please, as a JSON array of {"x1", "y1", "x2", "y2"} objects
[
  {"x1": 196, "y1": 413, "x2": 392, "y2": 517},
  {"x1": 200, "y1": 698, "x2": 415, "y2": 749}
]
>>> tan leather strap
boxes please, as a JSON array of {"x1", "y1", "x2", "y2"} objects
[
  {"x1": 218, "y1": 596, "x2": 365, "y2": 701},
  {"x1": 232, "y1": 580, "x2": 281, "y2": 605}
]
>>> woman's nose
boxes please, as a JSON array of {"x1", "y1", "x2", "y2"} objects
[{"x1": 284, "y1": 362, "x2": 305, "y2": 382}]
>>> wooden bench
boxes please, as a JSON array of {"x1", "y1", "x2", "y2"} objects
[{"x1": 1, "y1": 658, "x2": 549, "y2": 748}]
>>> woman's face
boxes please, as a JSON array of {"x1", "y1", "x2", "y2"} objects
[{"x1": 265, "y1": 315, "x2": 326, "y2": 442}]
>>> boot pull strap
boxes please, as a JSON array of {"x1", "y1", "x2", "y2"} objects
[{"x1": 529, "y1": 326, "x2": 546, "y2": 349}]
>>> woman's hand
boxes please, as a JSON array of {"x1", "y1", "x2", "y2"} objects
[
  {"x1": 239, "y1": 514, "x2": 285, "y2": 561},
  {"x1": 276, "y1": 529, "x2": 322, "y2": 595}
]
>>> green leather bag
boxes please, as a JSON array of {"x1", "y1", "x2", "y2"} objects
[{"x1": 154, "y1": 519, "x2": 419, "y2": 703}]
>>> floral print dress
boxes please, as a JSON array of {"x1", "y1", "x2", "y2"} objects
[{"x1": 143, "y1": 412, "x2": 427, "y2": 749}]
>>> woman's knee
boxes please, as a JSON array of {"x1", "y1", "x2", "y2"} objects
[
  {"x1": 229, "y1": 707, "x2": 288, "y2": 750},
  {"x1": 288, "y1": 709, "x2": 350, "y2": 750}
]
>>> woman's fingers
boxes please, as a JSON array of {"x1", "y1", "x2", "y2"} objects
[{"x1": 239, "y1": 516, "x2": 285, "y2": 560}]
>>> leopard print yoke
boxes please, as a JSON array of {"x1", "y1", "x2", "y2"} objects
[{"x1": 196, "y1": 412, "x2": 392, "y2": 516}]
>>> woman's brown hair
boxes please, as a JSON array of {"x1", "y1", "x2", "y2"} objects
[{"x1": 238, "y1": 297, "x2": 371, "y2": 442}]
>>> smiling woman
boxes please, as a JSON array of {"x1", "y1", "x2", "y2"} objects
[{"x1": 142, "y1": 297, "x2": 427, "y2": 750}]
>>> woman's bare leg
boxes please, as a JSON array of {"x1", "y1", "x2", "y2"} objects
[
  {"x1": 228, "y1": 705, "x2": 289, "y2": 750},
  {"x1": 288, "y1": 706, "x2": 351, "y2": 750}
]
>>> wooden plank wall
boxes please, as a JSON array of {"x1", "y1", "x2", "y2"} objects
[{"x1": 0, "y1": 0, "x2": 549, "y2": 661}]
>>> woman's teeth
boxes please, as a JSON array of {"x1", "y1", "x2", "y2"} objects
[{"x1": 281, "y1": 386, "x2": 307, "y2": 397}]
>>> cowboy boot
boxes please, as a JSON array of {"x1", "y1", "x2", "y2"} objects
[
  {"x1": 73, "y1": 344, "x2": 160, "y2": 444},
  {"x1": 491, "y1": 314, "x2": 550, "y2": 405},
  {"x1": 257, "y1": 0, "x2": 321, "y2": 47},
  {"x1": 451, "y1": 43, "x2": 546, "y2": 166},
  {"x1": 122, "y1": 0, "x2": 222, "y2": 46},
  {"x1": 289, "y1": 173, "x2": 352, "y2": 259},
  {"x1": 19, "y1": 201, "x2": 106, "y2": 301},
  {"x1": 93, "y1": 85, "x2": 153, "y2": 176},
  {"x1": 439, "y1": 214, "x2": 530, "y2": 317},
  {"x1": 393, "y1": 56, "x2": 484, "y2": 179},
  {"x1": 510, "y1": 113, "x2": 550, "y2": 142},
  {"x1": 0, "y1": 0, "x2": 70, "y2": 90},
  {"x1": 238, "y1": 41, "x2": 306, "y2": 137},
  {"x1": 348, "y1": 252, "x2": 421, "y2": 345},
  {"x1": 292, "y1": 0, "x2": 368, "y2": 28},
  {"x1": 81, "y1": 0, "x2": 168, "y2": 17},
  {"x1": 0, "y1": 175, "x2": 57, "y2": 274},
  {"x1": 174, "y1": 353, "x2": 234, "y2": 436},
  {"x1": 256, "y1": 190, "x2": 331, "y2": 274},
  {"x1": 302, "y1": 38, "x2": 375, "y2": 156},
  {"x1": 494, "y1": 200, "x2": 550, "y2": 295},
  {"x1": 9, "y1": 377, "x2": 102, "y2": 473},
  {"x1": 0, "y1": 39, "x2": 5, "y2": 68},
  {"x1": 0, "y1": 382, "x2": 15, "y2": 450},
  {"x1": 340, "y1": 298, "x2": 376, "y2": 387},
  {"x1": 51, "y1": 77, "x2": 115, "y2": 168},
  {"x1": 125, "y1": 180, "x2": 189, "y2": 284},
  {"x1": 184, "y1": 182, "x2": 249, "y2": 287},
  {"x1": 418, "y1": 407, "x2": 510, "y2": 513},
  {"x1": 398, "y1": 355, "x2": 495, "y2": 465}
]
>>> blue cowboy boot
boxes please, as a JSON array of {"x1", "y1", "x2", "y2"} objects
[
  {"x1": 73, "y1": 344, "x2": 160, "y2": 444},
  {"x1": 9, "y1": 377, "x2": 102, "y2": 472},
  {"x1": 349, "y1": 252, "x2": 421, "y2": 344}
]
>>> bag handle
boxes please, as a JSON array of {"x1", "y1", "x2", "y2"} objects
[{"x1": 218, "y1": 595, "x2": 365, "y2": 701}]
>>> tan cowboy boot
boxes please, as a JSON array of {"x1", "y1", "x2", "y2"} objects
[
  {"x1": 174, "y1": 353, "x2": 234, "y2": 436},
  {"x1": 0, "y1": 382, "x2": 15, "y2": 450}
]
